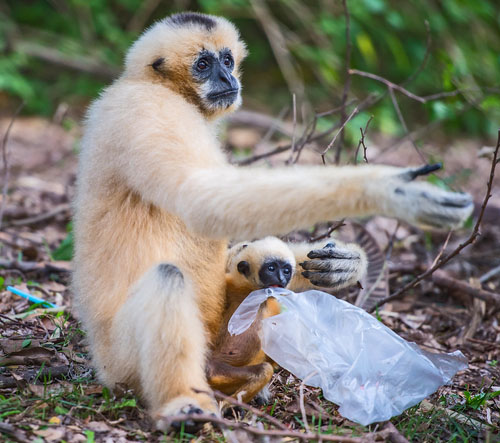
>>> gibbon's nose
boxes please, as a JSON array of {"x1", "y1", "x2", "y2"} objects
[
  {"x1": 218, "y1": 67, "x2": 233, "y2": 87},
  {"x1": 278, "y1": 271, "x2": 289, "y2": 288}
]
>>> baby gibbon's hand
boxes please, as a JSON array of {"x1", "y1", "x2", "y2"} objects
[
  {"x1": 383, "y1": 164, "x2": 474, "y2": 229},
  {"x1": 300, "y1": 242, "x2": 365, "y2": 289}
]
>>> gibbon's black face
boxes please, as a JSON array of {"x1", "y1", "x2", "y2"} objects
[
  {"x1": 237, "y1": 259, "x2": 292, "y2": 288},
  {"x1": 258, "y1": 259, "x2": 293, "y2": 288},
  {"x1": 192, "y1": 48, "x2": 240, "y2": 109}
]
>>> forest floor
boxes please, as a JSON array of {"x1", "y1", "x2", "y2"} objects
[{"x1": 0, "y1": 115, "x2": 499, "y2": 442}]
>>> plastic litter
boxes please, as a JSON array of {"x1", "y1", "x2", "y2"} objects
[
  {"x1": 7, "y1": 285, "x2": 58, "y2": 308},
  {"x1": 228, "y1": 288, "x2": 467, "y2": 425}
]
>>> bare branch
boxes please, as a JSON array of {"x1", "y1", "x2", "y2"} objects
[
  {"x1": 354, "y1": 115, "x2": 373, "y2": 164},
  {"x1": 388, "y1": 87, "x2": 426, "y2": 163}
]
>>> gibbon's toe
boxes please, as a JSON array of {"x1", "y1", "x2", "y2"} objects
[{"x1": 155, "y1": 395, "x2": 219, "y2": 433}]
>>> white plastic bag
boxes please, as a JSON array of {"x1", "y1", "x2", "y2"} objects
[{"x1": 228, "y1": 288, "x2": 467, "y2": 425}]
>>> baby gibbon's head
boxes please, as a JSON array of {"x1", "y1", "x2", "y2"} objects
[
  {"x1": 227, "y1": 237, "x2": 296, "y2": 289},
  {"x1": 124, "y1": 12, "x2": 247, "y2": 118}
]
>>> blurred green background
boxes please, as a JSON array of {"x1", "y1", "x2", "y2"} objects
[{"x1": 1, "y1": 0, "x2": 500, "y2": 141}]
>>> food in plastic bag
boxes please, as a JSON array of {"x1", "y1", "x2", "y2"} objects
[{"x1": 228, "y1": 288, "x2": 467, "y2": 425}]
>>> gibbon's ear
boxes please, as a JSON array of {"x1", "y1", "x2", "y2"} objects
[
  {"x1": 151, "y1": 57, "x2": 165, "y2": 73},
  {"x1": 237, "y1": 261, "x2": 250, "y2": 276}
]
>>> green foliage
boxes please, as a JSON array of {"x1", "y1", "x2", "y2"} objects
[
  {"x1": 52, "y1": 223, "x2": 73, "y2": 261},
  {"x1": 462, "y1": 387, "x2": 500, "y2": 411},
  {"x1": 1, "y1": 0, "x2": 500, "y2": 137}
]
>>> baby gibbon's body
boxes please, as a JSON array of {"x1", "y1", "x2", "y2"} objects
[
  {"x1": 207, "y1": 237, "x2": 295, "y2": 402},
  {"x1": 73, "y1": 12, "x2": 473, "y2": 430}
]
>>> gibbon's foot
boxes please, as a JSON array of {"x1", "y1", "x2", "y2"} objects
[
  {"x1": 254, "y1": 384, "x2": 273, "y2": 406},
  {"x1": 155, "y1": 395, "x2": 219, "y2": 433},
  {"x1": 388, "y1": 165, "x2": 474, "y2": 229},
  {"x1": 300, "y1": 242, "x2": 364, "y2": 288}
]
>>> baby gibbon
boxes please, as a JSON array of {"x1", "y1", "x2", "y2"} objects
[
  {"x1": 73, "y1": 11, "x2": 473, "y2": 430},
  {"x1": 207, "y1": 237, "x2": 295, "y2": 403}
]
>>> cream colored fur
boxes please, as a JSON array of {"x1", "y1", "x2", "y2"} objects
[{"x1": 73, "y1": 12, "x2": 473, "y2": 429}]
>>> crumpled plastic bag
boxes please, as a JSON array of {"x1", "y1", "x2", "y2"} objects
[{"x1": 228, "y1": 288, "x2": 467, "y2": 425}]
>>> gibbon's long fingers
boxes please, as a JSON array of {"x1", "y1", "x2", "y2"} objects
[
  {"x1": 111, "y1": 263, "x2": 217, "y2": 430},
  {"x1": 306, "y1": 247, "x2": 361, "y2": 261},
  {"x1": 299, "y1": 258, "x2": 359, "y2": 273},
  {"x1": 301, "y1": 270, "x2": 354, "y2": 288}
]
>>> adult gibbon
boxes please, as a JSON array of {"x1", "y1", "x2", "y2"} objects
[{"x1": 73, "y1": 12, "x2": 473, "y2": 430}]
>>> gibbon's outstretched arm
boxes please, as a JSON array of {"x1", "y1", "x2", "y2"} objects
[{"x1": 119, "y1": 141, "x2": 473, "y2": 241}]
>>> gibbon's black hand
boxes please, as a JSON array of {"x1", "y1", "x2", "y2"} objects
[{"x1": 300, "y1": 242, "x2": 362, "y2": 288}]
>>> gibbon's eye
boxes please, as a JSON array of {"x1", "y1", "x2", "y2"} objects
[
  {"x1": 267, "y1": 264, "x2": 275, "y2": 272},
  {"x1": 283, "y1": 266, "x2": 291, "y2": 275},
  {"x1": 197, "y1": 58, "x2": 210, "y2": 71},
  {"x1": 223, "y1": 54, "x2": 233, "y2": 68}
]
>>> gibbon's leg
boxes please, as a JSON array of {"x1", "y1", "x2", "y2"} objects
[
  {"x1": 110, "y1": 263, "x2": 217, "y2": 432},
  {"x1": 288, "y1": 240, "x2": 368, "y2": 291},
  {"x1": 206, "y1": 359, "x2": 274, "y2": 404}
]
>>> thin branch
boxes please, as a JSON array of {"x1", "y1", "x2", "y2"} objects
[
  {"x1": 321, "y1": 105, "x2": 359, "y2": 158},
  {"x1": 0, "y1": 102, "x2": 24, "y2": 230},
  {"x1": 310, "y1": 219, "x2": 346, "y2": 242},
  {"x1": 13, "y1": 40, "x2": 118, "y2": 79},
  {"x1": 354, "y1": 115, "x2": 373, "y2": 164},
  {"x1": 286, "y1": 93, "x2": 298, "y2": 164},
  {"x1": 335, "y1": 0, "x2": 352, "y2": 165},
  {"x1": 211, "y1": 390, "x2": 287, "y2": 431},
  {"x1": 349, "y1": 69, "x2": 462, "y2": 104},
  {"x1": 369, "y1": 128, "x2": 500, "y2": 312},
  {"x1": 388, "y1": 87, "x2": 426, "y2": 163},
  {"x1": 299, "y1": 370, "x2": 318, "y2": 434}
]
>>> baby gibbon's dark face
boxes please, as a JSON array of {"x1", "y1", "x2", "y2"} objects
[
  {"x1": 192, "y1": 48, "x2": 240, "y2": 110},
  {"x1": 237, "y1": 259, "x2": 293, "y2": 288}
]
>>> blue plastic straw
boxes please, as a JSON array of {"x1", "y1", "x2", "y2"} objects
[{"x1": 7, "y1": 286, "x2": 58, "y2": 308}]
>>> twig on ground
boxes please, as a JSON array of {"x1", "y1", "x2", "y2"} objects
[
  {"x1": 335, "y1": 0, "x2": 352, "y2": 165},
  {"x1": 3, "y1": 204, "x2": 70, "y2": 228},
  {"x1": 211, "y1": 390, "x2": 288, "y2": 431},
  {"x1": 299, "y1": 370, "x2": 318, "y2": 434},
  {"x1": 431, "y1": 270, "x2": 500, "y2": 305},
  {"x1": 369, "y1": 129, "x2": 500, "y2": 312},
  {"x1": 0, "y1": 259, "x2": 71, "y2": 274},
  {"x1": 0, "y1": 102, "x2": 24, "y2": 230},
  {"x1": 354, "y1": 115, "x2": 373, "y2": 164},
  {"x1": 160, "y1": 413, "x2": 365, "y2": 442},
  {"x1": 310, "y1": 219, "x2": 346, "y2": 242},
  {"x1": 479, "y1": 264, "x2": 500, "y2": 284}
]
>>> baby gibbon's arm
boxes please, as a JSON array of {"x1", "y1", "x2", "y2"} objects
[{"x1": 287, "y1": 240, "x2": 367, "y2": 291}]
